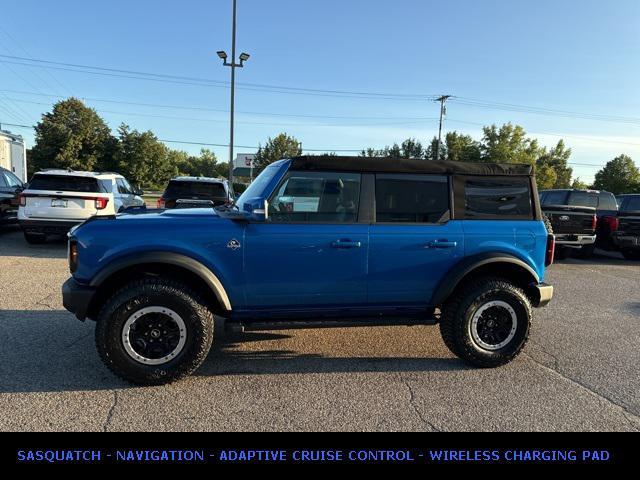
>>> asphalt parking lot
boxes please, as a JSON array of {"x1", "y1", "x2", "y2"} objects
[{"x1": 0, "y1": 225, "x2": 638, "y2": 432}]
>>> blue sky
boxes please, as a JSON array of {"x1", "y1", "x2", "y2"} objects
[{"x1": 0, "y1": 0, "x2": 638, "y2": 183}]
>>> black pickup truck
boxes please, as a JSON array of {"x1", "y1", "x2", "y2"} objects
[
  {"x1": 539, "y1": 189, "x2": 618, "y2": 258},
  {"x1": 612, "y1": 194, "x2": 640, "y2": 260}
]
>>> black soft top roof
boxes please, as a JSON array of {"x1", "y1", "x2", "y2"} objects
[{"x1": 289, "y1": 156, "x2": 533, "y2": 176}]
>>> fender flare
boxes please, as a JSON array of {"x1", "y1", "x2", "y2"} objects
[
  {"x1": 431, "y1": 252, "x2": 539, "y2": 306},
  {"x1": 90, "y1": 251, "x2": 232, "y2": 311}
]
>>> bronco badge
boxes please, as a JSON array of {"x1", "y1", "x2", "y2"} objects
[{"x1": 227, "y1": 239, "x2": 241, "y2": 250}]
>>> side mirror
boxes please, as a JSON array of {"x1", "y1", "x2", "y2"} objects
[
  {"x1": 134, "y1": 186, "x2": 144, "y2": 196},
  {"x1": 243, "y1": 197, "x2": 269, "y2": 222}
]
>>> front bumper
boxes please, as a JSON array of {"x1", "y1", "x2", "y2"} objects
[
  {"x1": 612, "y1": 234, "x2": 640, "y2": 249},
  {"x1": 554, "y1": 234, "x2": 596, "y2": 247},
  {"x1": 21, "y1": 219, "x2": 83, "y2": 235},
  {"x1": 531, "y1": 282, "x2": 553, "y2": 308},
  {"x1": 62, "y1": 277, "x2": 97, "y2": 321}
]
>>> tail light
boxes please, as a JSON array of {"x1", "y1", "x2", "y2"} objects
[
  {"x1": 545, "y1": 234, "x2": 555, "y2": 266},
  {"x1": 19, "y1": 194, "x2": 26, "y2": 207},
  {"x1": 94, "y1": 197, "x2": 109, "y2": 210},
  {"x1": 157, "y1": 198, "x2": 165, "y2": 209},
  {"x1": 602, "y1": 216, "x2": 619, "y2": 232},
  {"x1": 69, "y1": 240, "x2": 78, "y2": 273},
  {"x1": 591, "y1": 214, "x2": 597, "y2": 231}
]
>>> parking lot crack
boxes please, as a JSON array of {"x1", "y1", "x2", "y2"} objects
[
  {"x1": 103, "y1": 391, "x2": 119, "y2": 432},
  {"x1": 398, "y1": 374, "x2": 441, "y2": 432},
  {"x1": 524, "y1": 352, "x2": 640, "y2": 430}
]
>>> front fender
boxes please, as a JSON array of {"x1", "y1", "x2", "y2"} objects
[{"x1": 89, "y1": 251, "x2": 232, "y2": 311}]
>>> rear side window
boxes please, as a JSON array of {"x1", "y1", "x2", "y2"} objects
[
  {"x1": 164, "y1": 181, "x2": 226, "y2": 198},
  {"x1": 375, "y1": 174, "x2": 449, "y2": 223},
  {"x1": 598, "y1": 193, "x2": 617, "y2": 211},
  {"x1": 622, "y1": 196, "x2": 640, "y2": 211},
  {"x1": 0, "y1": 173, "x2": 7, "y2": 188},
  {"x1": 542, "y1": 191, "x2": 568, "y2": 206},
  {"x1": 456, "y1": 176, "x2": 533, "y2": 219},
  {"x1": 28, "y1": 174, "x2": 103, "y2": 193},
  {"x1": 268, "y1": 171, "x2": 361, "y2": 223}
]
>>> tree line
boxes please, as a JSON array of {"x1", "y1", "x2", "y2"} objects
[
  {"x1": 27, "y1": 98, "x2": 640, "y2": 195},
  {"x1": 28, "y1": 98, "x2": 228, "y2": 189}
]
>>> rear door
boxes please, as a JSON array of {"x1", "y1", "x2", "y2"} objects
[
  {"x1": 21, "y1": 174, "x2": 109, "y2": 220},
  {"x1": 368, "y1": 174, "x2": 463, "y2": 307}
]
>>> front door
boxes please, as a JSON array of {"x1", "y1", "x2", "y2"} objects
[
  {"x1": 368, "y1": 174, "x2": 463, "y2": 307},
  {"x1": 243, "y1": 170, "x2": 368, "y2": 310}
]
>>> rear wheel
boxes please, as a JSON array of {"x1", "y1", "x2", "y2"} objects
[
  {"x1": 24, "y1": 232, "x2": 46, "y2": 244},
  {"x1": 621, "y1": 249, "x2": 640, "y2": 261},
  {"x1": 95, "y1": 277, "x2": 214, "y2": 385},
  {"x1": 440, "y1": 277, "x2": 532, "y2": 368}
]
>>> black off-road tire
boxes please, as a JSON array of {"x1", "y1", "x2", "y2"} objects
[
  {"x1": 24, "y1": 232, "x2": 46, "y2": 244},
  {"x1": 621, "y1": 249, "x2": 640, "y2": 261},
  {"x1": 440, "y1": 277, "x2": 532, "y2": 368},
  {"x1": 95, "y1": 277, "x2": 214, "y2": 386}
]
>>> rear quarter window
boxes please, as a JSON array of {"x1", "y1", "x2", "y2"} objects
[
  {"x1": 455, "y1": 176, "x2": 533, "y2": 220},
  {"x1": 27, "y1": 174, "x2": 103, "y2": 193}
]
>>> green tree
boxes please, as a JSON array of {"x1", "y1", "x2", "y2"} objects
[
  {"x1": 571, "y1": 177, "x2": 590, "y2": 190},
  {"x1": 115, "y1": 124, "x2": 175, "y2": 188},
  {"x1": 593, "y1": 155, "x2": 640, "y2": 194},
  {"x1": 445, "y1": 132, "x2": 481, "y2": 163},
  {"x1": 480, "y1": 123, "x2": 540, "y2": 165},
  {"x1": 30, "y1": 98, "x2": 115, "y2": 173},
  {"x1": 424, "y1": 137, "x2": 445, "y2": 161},
  {"x1": 536, "y1": 140, "x2": 572, "y2": 188},
  {"x1": 178, "y1": 149, "x2": 221, "y2": 178},
  {"x1": 535, "y1": 163, "x2": 558, "y2": 190},
  {"x1": 254, "y1": 133, "x2": 302, "y2": 174}
]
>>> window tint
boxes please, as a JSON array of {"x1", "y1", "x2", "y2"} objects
[
  {"x1": 598, "y1": 193, "x2": 617, "y2": 211},
  {"x1": 567, "y1": 191, "x2": 598, "y2": 208},
  {"x1": 375, "y1": 174, "x2": 449, "y2": 223},
  {"x1": 3, "y1": 171, "x2": 22, "y2": 187},
  {"x1": 268, "y1": 171, "x2": 361, "y2": 223},
  {"x1": 28, "y1": 174, "x2": 103, "y2": 193},
  {"x1": 164, "y1": 181, "x2": 227, "y2": 199},
  {"x1": 116, "y1": 178, "x2": 130, "y2": 194},
  {"x1": 542, "y1": 191, "x2": 568, "y2": 206},
  {"x1": 622, "y1": 196, "x2": 640, "y2": 211},
  {"x1": 462, "y1": 177, "x2": 532, "y2": 219}
]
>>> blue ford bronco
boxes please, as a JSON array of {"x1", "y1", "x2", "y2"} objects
[{"x1": 62, "y1": 156, "x2": 554, "y2": 385}]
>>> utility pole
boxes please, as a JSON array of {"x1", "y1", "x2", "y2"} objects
[
  {"x1": 435, "y1": 95, "x2": 451, "y2": 161},
  {"x1": 217, "y1": 0, "x2": 250, "y2": 186}
]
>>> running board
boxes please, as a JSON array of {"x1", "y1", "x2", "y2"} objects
[{"x1": 226, "y1": 315, "x2": 439, "y2": 333}]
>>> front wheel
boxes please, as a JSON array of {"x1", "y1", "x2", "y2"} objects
[
  {"x1": 440, "y1": 278, "x2": 532, "y2": 368},
  {"x1": 95, "y1": 277, "x2": 214, "y2": 385}
]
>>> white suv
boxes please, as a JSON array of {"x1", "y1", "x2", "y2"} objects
[{"x1": 18, "y1": 169, "x2": 145, "y2": 243}]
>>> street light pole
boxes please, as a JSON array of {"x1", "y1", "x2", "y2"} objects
[
  {"x1": 217, "y1": 0, "x2": 250, "y2": 186},
  {"x1": 435, "y1": 95, "x2": 451, "y2": 161}
]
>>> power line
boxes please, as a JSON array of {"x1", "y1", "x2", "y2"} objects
[{"x1": 0, "y1": 54, "x2": 437, "y2": 101}]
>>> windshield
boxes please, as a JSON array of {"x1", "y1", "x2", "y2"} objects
[{"x1": 236, "y1": 163, "x2": 283, "y2": 208}]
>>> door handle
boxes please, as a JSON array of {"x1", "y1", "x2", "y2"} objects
[
  {"x1": 425, "y1": 240, "x2": 457, "y2": 249},
  {"x1": 331, "y1": 240, "x2": 362, "y2": 249}
]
